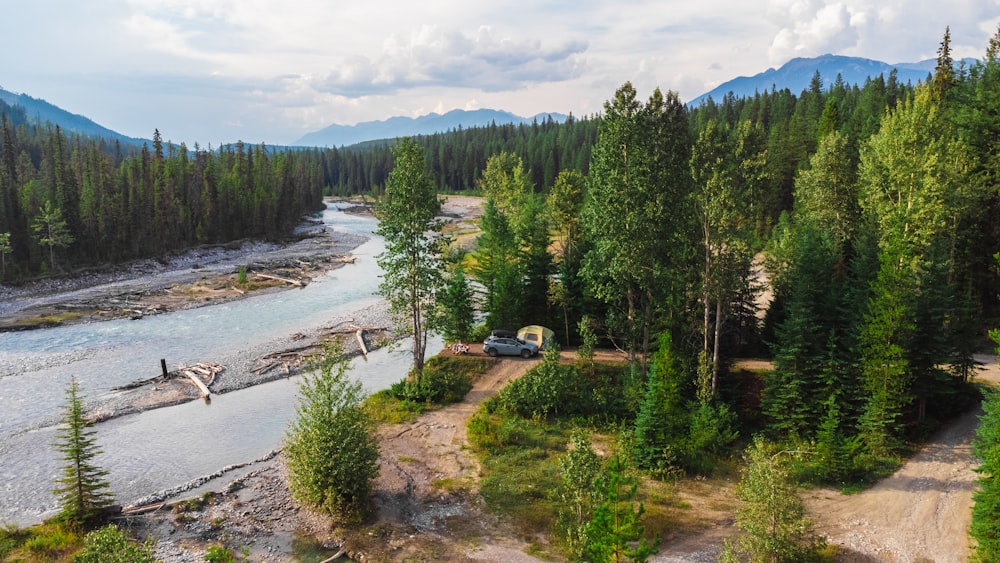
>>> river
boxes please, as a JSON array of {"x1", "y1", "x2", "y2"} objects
[{"x1": 0, "y1": 204, "x2": 438, "y2": 526}]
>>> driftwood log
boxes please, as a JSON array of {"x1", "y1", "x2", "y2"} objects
[
  {"x1": 253, "y1": 273, "x2": 303, "y2": 287},
  {"x1": 250, "y1": 325, "x2": 388, "y2": 375}
]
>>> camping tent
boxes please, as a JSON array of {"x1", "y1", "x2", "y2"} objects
[{"x1": 517, "y1": 325, "x2": 555, "y2": 351}]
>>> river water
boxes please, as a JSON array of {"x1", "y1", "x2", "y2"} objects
[{"x1": 0, "y1": 205, "x2": 437, "y2": 526}]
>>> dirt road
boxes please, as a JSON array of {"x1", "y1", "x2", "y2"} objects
[{"x1": 802, "y1": 355, "x2": 999, "y2": 563}]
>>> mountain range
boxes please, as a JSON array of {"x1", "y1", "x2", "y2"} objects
[
  {"x1": 0, "y1": 53, "x2": 963, "y2": 148},
  {"x1": 0, "y1": 88, "x2": 147, "y2": 146},
  {"x1": 689, "y1": 53, "x2": 954, "y2": 106},
  {"x1": 292, "y1": 108, "x2": 568, "y2": 148}
]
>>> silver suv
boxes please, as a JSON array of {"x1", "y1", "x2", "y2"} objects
[{"x1": 482, "y1": 336, "x2": 539, "y2": 358}]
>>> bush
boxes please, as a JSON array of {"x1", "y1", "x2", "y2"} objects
[
  {"x1": 204, "y1": 543, "x2": 238, "y2": 563},
  {"x1": 285, "y1": 345, "x2": 380, "y2": 520},
  {"x1": 491, "y1": 350, "x2": 631, "y2": 423},
  {"x1": 390, "y1": 363, "x2": 473, "y2": 404},
  {"x1": 8, "y1": 523, "x2": 80, "y2": 561},
  {"x1": 684, "y1": 401, "x2": 739, "y2": 475},
  {"x1": 467, "y1": 411, "x2": 528, "y2": 451},
  {"x1": 74, "y1": 524, "x2": 156, "y2": 563}
]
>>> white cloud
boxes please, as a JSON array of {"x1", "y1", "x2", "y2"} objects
[
  {"x1": 312, "y1": 25, "x2": 587, "y2": 97},
  {"x1": 4, "y1": 0, "x2": 999, "y2": 145}
]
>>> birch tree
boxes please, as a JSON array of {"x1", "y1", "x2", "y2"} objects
[{"x1": 375, "y1": 138, "x2": 444, "y2": 378}]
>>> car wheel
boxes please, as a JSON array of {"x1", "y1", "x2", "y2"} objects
[
  {"x1": 487, "y1": 348, "x2": 498, "y2": 357},
  {"x1": 521, "y1": 349, "x2": 531, "y2": 358}
]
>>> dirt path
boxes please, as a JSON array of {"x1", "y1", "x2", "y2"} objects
[
  {"x1": 367, "y1": 356, "x2": 543, "y2": 562},
  {"x1": 802, "y1": 355, "x2": 999, "y2": 562}
]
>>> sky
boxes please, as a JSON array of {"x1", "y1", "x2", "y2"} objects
[{"x1": 2, "y1": 0, "x2": 999, "y2": 146}]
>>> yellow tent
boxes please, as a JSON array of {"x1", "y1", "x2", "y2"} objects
[{"x1": 517, "y1": 325, "x2": 555, "y2": 350}]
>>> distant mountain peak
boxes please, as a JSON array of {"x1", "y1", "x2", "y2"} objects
[
  {"x1": 293, "y1": 108, "x2": 568, "y2": 148},
  {"x1": 689, "y1": 54, "x2": 948, "y2": 106},
  {"x1": 0, "y1": 87, "x2": 146, "y2": 145}
]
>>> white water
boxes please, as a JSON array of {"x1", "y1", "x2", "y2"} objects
[{"x1": 0, "y1": 205, "x2": 440, "y2": 525}]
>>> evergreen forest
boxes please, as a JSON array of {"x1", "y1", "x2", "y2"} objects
[{"x1": 1, "y1": 25, "x2": 999, "y2": 492}]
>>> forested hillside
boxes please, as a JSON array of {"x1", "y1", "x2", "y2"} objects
[
  {"x1": 0, "y1": 100, "x2": 325, "y2": 278},
  {"x1": 437, "y1": 26, "x2": 1000, "y2": 504}
]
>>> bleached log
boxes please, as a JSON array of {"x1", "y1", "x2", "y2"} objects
[
  {"x1": 355, "y1": 329, "x2": 369, "y2": 357},
  {"x1": 182, "y1": 370, "x2": 211, "y2": 399},
  {"x1": 319, "y1": 549, "x2": 347, "y2": 562},
  {"x1": 254, "y1": 273, "x2": 303, "y2": 287}
]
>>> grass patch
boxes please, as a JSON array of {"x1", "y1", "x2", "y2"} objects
[
  {"x1": 468, "y1": 411, "x2": 570, "y2": 537},
  {"x1": 364, "y1": 355, "x2": 491, "y2": 424},
  {"x1": 0, "y1": 521, "x2": 82, "y2": 562},
  {"x1": 364, "y1": 390, "x2": 428, "y2": 424}
]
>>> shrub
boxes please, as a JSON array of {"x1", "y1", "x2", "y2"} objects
[
  {"x1": 467, "y1": 411, "x2": 528, "y2": 452},
  {"x1": 285, "y1": 345, "x2": 380, "y2": 520},
  {"x1": 12, "y1": 523, "x2": 80, "y2": 561},
  {"x1": 684, "y1": 401, "x2": 739, "y2": 474},
  {"x1": 204, "y1": 544, "x2": 237, "y2": 563},
  {"x1": 731, "y1": 436, "x2": 827, "y2": 562},
  {"x1": 74, "y1": 524, "x2": 156, "y2": 563}
]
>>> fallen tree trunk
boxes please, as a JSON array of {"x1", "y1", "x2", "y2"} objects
[
  {"x1": 254, "y1": 273, "x2": 303, "y2": 287},
  {"x1": 355, "y1": 329, "x2": 368, "y2": 357},
  {"x1": 182, "y1": 370, "x2": 211, "y2": 399}
]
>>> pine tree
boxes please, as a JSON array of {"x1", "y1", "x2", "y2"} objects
[
  {"x1": 436, "y1": 255, "x2": 476, "y2": 344},
  {"x1": 972, "y1": 384, "x2": 1000, "y2": 561},
  {"x1": 970, "y1": 330, "x2": 1000, "y2": 561},
  {"x1": 52, "y1": 376, "x2": 114, "y2": 526},
  {"x1": 584, "y1": 454, "x2": 656, "y2": 562},
  {"x1": 633, "y1": 332, "x2": 689, "y2": 474},
  {"x1": 31, "y1": 200, "x2": 75, "y2": 272}
]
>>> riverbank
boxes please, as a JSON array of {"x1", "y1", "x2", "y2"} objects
[{"x1": 0, "y1": 212, "x2": 367, "y2": 332}]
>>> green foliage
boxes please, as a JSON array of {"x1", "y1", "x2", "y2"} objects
[
  {"x1": 387, "y1": 355, "x2": 487, "y2": 404},
  {"x1": 52, "y1": 376, "x2": 114, "y2": 527},
  {"x1": 576, "y1": 315, "x2": 597, "y2": 372},
  {"x1": 73, "y1": 524, "x2": 156, "y2": 563},
  {"x1": 236, "y1": 266, "x2": 248, "y2": 285},
  {"x1": 582, "y1": 83, "x2": 692, "y2": 373},
  {"x1": 31, "y1": 200, "x2": 75, "y2": 271},
  {"x1": 0, "y1": 231, "x2": 11, "y2": 278},
  {"x1": 971, "y1": 336, "x2": 1000, "y2": 561},
  {"x1": 583, "y1": 453, "x2": 657, "y2": 563},
  {"x1": 204, "y1": 544, "x2": 238, "y2": 563},
  {"x1": 9, "y1": 522, "x2": 81, "y2": 561},
  {"x1": 284, "y1": 345, "x2": 380, "y2": 520},
  {"x1": 494, "y1": 347, "x2": 629, "y2": 421},
  {"x1": 632, "y1": 332, "x2": 690, "y2": 475},
  {"x1": 435, "y1": 256, "x2": 476, "y2": 344},
  {"x1": 732, "y1": 436, "x2": 827, "y2": 562},
  {"x1": 0, "y1": 118, "x2": 323, "y2": 278},
  {"x1": 557, "y1": 428, "x2": 604, "y2": 556},
  {"x1": 473, "y1": 153, "x2": 537, "y2": 330},
  {"x1": 375, "y1": 138, "x2": 445, "y2": 376},
  {"x1": 470, "y1": 412, "x2": 567, "y2": 538},
  {"x1": 685, "y1": 401, "x2": 739, "y2": 475}
]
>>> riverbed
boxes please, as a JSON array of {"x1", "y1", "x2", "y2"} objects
[{"x1": 0, "y1": 204, "x2": 438, "y2": 526}]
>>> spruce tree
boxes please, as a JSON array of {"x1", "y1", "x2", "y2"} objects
[
  {"x1": 971, "y1": 331, "x2": 1000, "y2": 561},
  {"x1": 52, "y1": 376, "x2": 114, "y2": 526}
]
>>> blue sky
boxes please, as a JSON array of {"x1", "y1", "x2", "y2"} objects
[{"x1": 2, "y1": 0, "x2": 998, "y2": 145}]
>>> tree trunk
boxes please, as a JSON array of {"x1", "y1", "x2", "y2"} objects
[{"x1": 711, "y1": 297, "x2": 723, "y2": 397}]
